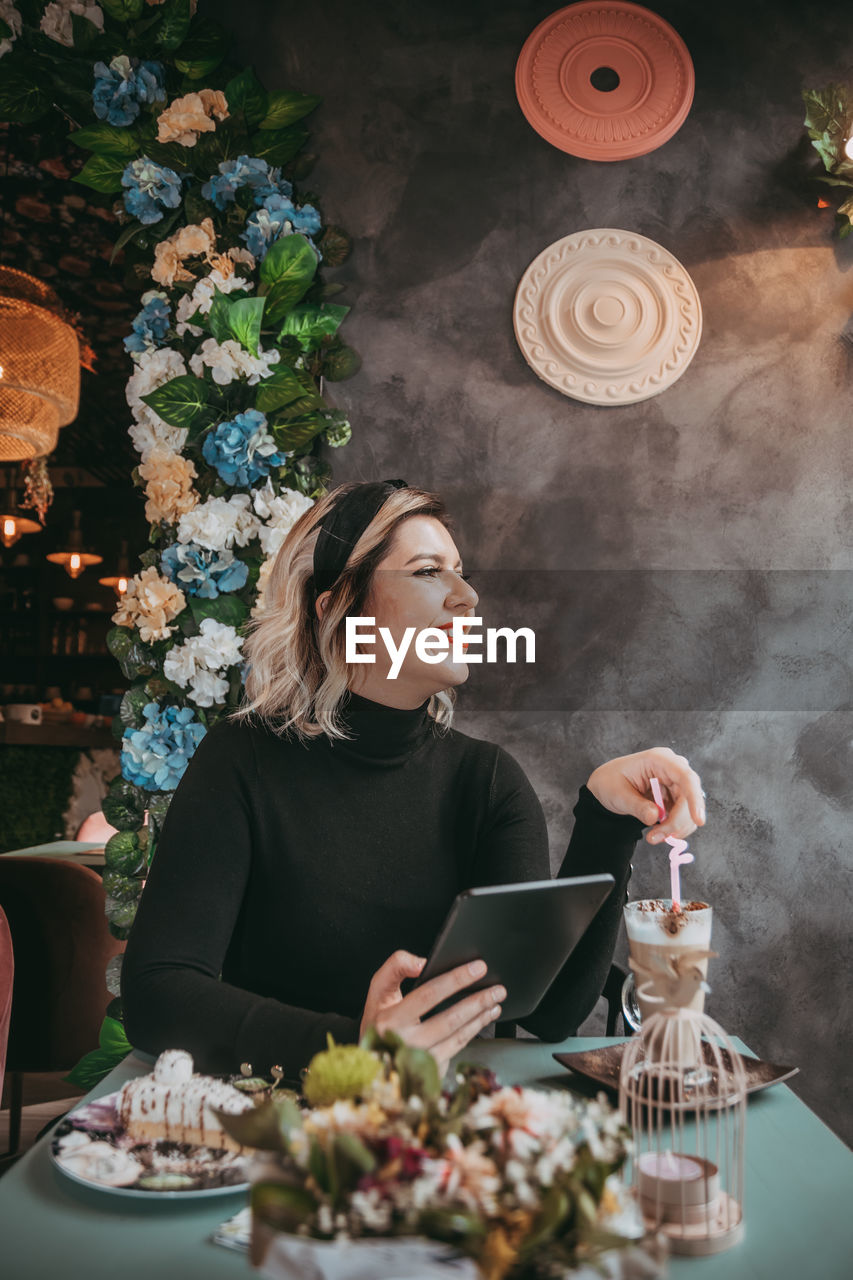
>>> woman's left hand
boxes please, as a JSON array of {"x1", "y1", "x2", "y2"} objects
[{"x1": 586, "y1": 747, "x2": 705, "y2": 843}]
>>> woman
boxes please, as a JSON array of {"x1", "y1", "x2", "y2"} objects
[{"x1": 122, "y1": 480, "x2": 705, "y2": 1078}]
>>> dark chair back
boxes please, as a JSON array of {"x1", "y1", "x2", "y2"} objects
[{"x1": 0, "y1": 857, "x2": 124, "y2": 1073}]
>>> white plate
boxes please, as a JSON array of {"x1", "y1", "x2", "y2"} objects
[{"x1": 50, "y1": 1092, "x2": 250, "y2": 1199}]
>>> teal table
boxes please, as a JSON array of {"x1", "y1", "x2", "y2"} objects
[
  {"x1": 0, "y1": 840, "x2": 105, "y2": 866},
  {"x1": 1, "y1": 1037, "x2": 851, "y2": 1280}
]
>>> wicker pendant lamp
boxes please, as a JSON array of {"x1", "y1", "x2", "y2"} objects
[{"x1": 0, "y1": 266, "x2": 80, "y2": 460}]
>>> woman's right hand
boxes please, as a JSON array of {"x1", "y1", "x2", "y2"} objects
[{"x1": 359, "y1": 950, "x2": 505, "y2": 1077}]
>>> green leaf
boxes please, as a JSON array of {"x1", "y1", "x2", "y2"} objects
[
  {"x1": 106, "y1": 897, "x2": 138, "y2": 933},
  {"x1": 278, "y1": 303, "x2": 349, "y2": 350},
  {"x1": 101, "y1": 0, "x2": 144, "y2": 18},
  {"x1": 206, "y1": 287, "x2": 233, "y2": 344},
  {"x1": 322, "y1": 345, "x2": 361, "y2": 381},
  {"x1": 324, "y1": 411, "x2": 351, "y2": 448},
  {"x1": 110, "y1": 218, "x2": 148, "y2": 264},
  {"x1": 259, "y1": 90, "x2": 321, "y2": 130},
  {"x1": 0, "y1": 65, "x2": 51, "y2": 124},
  {"x1": 225, "y1": 67, "x2": 268, "y2": 129},
  {"x1": 104, "y1": 830, "x2": 145, "y2": 876},
  {"x1": 318, "y1": 225, "x2": 352, "y2": 268},
  {"x1": 64, "y1": 1016, "x2": 133, "y2": 1091},
  {"x1": 215, "y1": 1094, "x2": 303, "y2": 1152},
  {"x1": 103, "y1": 778, "x2": 147, "y2": 832},
  {"x1": 119, "y1": 685, "x2": 150, "y2": 730},
  {"x1": 174, "y1": 16, "x2": 227, "y2": 79},
  {"x1": 115, "y1": 639, "x2": 157, "y2": 681},
  {"x1": 107, "y1": 626, "x2": 135, "y2": 663},
  {"x1": 141, "y1": 375, "x2": 215, "y2": 430},
  {"x1": 838, "y1": 194, "x2": 853, "y2": 219},
  {"x1": 69, "y1": 122, "x2": 140, "y2": 157},
  {"x1": 103, "y1": 868, "x2": 143, "y2": 903},
  {"x1": 394, "y1": 1044, "x2": 441, "y2": 1102},
  {"x1": 226, "y1": 295, "x2": 266, "y2": 356},
  {"x1": 249, "y1": 124, "x2": 308, "y2": 167},
  {"x1": 271, "y1": 412, "x2": 329, "y2": 452},
  {"x1": 72, "y1": 153, "x2": 127, "y2": 195},
  {"x1": 70, "y1": 11, "x2": 102, "y2": 48},
  {"x1": 189, "y1": 595, "x2": 250, "y2": 629},
  {"x1": 156, "y1": 0, "x2": 192, "y2": 49},
  {"x1": 260, "y1": 234, "x2": 319, "y2": 322},
  {"x1": 251, "y1": 1181, "x2": 318, "y2": 1232},
  {"x1": 254, "y1": 366, "x2": 310, "y2": 414}
]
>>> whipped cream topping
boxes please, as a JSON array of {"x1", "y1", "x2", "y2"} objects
[{"x1": 152, "y1": 1049, "x2": 194, "y2": 1085}]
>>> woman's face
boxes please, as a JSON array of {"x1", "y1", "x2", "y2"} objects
[{"x1": 350, "y1": 514, "x2": 479, "y2": 706}]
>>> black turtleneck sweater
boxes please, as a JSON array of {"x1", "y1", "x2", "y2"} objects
[{"x1": 122, "y1": 694, "x2": 644, "y2": 1078}]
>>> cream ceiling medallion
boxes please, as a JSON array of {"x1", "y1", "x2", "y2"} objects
[{"x1": 513, "y1": 228, "x2": 702, "y2": 405}]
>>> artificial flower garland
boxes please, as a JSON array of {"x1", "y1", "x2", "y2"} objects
[{"x1": 0, "y1": 0, "x2": 358, "y2": 947}]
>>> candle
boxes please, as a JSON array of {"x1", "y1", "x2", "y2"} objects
[
  {"x1": 638, "y1": 1151, "x2": 703, "y2": 1181},
  {"x1": 637, "y1": 1151, "x2": 720, "y2": 1225}
]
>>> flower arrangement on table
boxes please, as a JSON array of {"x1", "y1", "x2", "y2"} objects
[
  {"x1": 0, "y1": 2, "x2": 360, "y2": 977},
  {"x1": 218, "y1": 1032, "x2": 652, "y2": 1280}
]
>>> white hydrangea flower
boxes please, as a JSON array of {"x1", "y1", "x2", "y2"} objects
[
  {"x1": 0, "y1": 2, "x2": 22, "y2": 57},
  {"x1": 189, "y1": 337, "x2": 280, "y2": 386},
  {"x1": 193, "y1": 617, "x2": 244, "y2": 669},
  {"x1": 161, "y1": 640, "x2": 195, "y2": 688},
  {"x1": 40, "y1": 0, "x2": 103, "y2": 46},
  {"x1": 125, "y1": 347, "x2": 189, "y2": 459},
  {"x1": 163, "y1": 619, "x2": 243, "y2": 708},
  {"x1": 128, "y1": 416, "x2": 189, "y2": 462},
  {"x1": 176, "y1": 494, "x2": 260, "y2": 551},
  {"x1": 175, "y1": 268, "x2": 252, "y2": 337},
  {"x1": 187, "y1": 667, "x2": 229, "y2": 707},
  {"x1": 252, "y1": 480, "x2": 314, "y2": 557}
]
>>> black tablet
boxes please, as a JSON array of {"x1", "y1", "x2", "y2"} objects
[{"x1": 412, "y1": 874, "x2": 615, "y2": 1022}]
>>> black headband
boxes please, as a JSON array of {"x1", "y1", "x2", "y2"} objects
[{"x1": 312, "y1": 478, "x2": 409, "y2": 597}]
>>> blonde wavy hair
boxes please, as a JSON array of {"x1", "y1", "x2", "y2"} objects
[{"x1": 238, "y1": 483, "x2": 458, "y2": 740}]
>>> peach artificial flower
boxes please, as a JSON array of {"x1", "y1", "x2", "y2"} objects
[
  {"x1": 139, "y1": 449, "x2": 198, "y2": 526},
  {"x1": 112, "y1": 566, "x2": 186, "y2": 644},
  {"x1": 151, "y1": 217, "x2": 217, "y2": 286},
  {"x1": 156, "y1": 89, "x2": 229, "y2": 147}
]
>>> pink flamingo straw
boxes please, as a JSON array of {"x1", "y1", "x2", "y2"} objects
[{"x1": 649, "y1": 776, "x2": 694, "y2": 912}]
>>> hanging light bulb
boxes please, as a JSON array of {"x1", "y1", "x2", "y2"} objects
[
  {"x1": 0, "y1": 267, "x2": 80, "y2": 461},
  {"x1": 99, "y1": 539, "x2": 132, "y2": 597},
  {"x1": 0, "y1": 480, "x2": 42, "y2": 548},
  {"x1": 46, "y1": 509, "x2": 102, "y2": 579}
]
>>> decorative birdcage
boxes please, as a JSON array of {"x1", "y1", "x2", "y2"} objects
[
  {"x1": 0, "y1": 267, "x2": 80, "y2": 460},
  {"x1": 618, "y1": 948, "x2": 746, "y2": 1257}
]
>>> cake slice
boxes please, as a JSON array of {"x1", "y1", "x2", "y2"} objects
[{"x1": 117, "y1": 1049, "x2": 254, "y2": 1152}]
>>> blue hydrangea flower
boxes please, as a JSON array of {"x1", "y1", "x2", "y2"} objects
[
  {"x1": 161, "y1": 542, "x2": 249, "y2": 599},
  {"x1": 201, "y1": 154, "x2": 291, "y2": 211},
  {"x1": 122, "y1": 157, "x2": 183, "y2": 225},
  {"x1": 120, "y1": 703, "x2": 206, "y2": 792},
  {"x1": 201, "y1": 409, "x2": 287, "y2": 487},
  {"x1": 241, "y1": 192, "x2": 322, "y2": 260},
  {"x1": 123, "y1": 290, "x2": 172, "y2": 357},
  {"x1": 92, "y1": 56, "x2": 166, "y2": 127}
]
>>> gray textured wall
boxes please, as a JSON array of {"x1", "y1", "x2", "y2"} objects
[{"x1": 213, "y1": 0, "x2": 853, "y2": 1144}]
